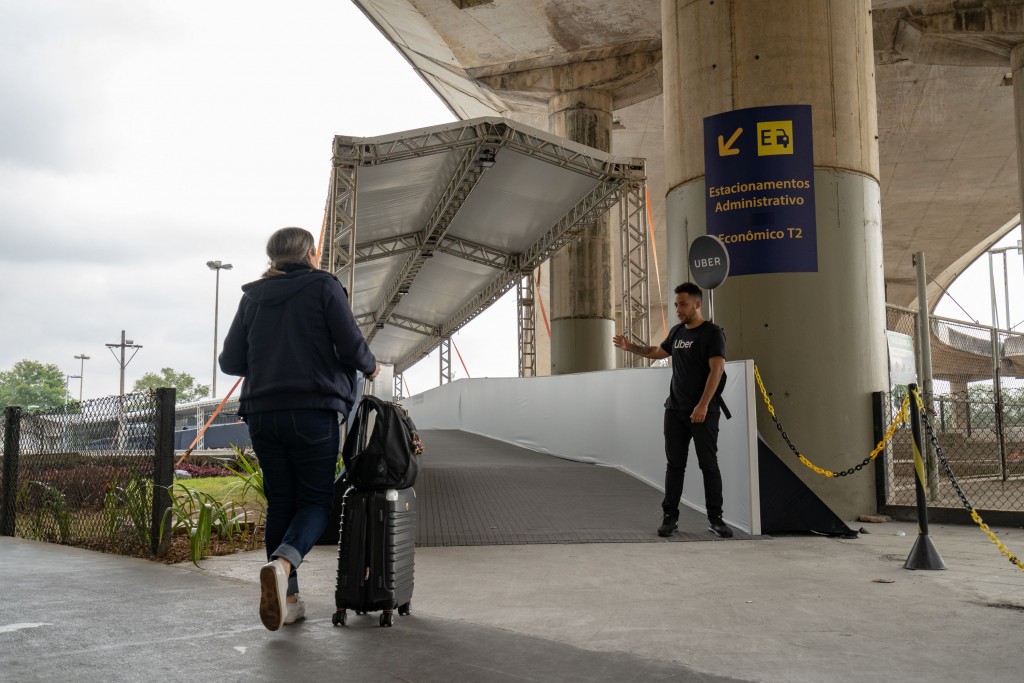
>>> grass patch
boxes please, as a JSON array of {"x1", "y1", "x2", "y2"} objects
[
  {"x1": 175, "y1": 475, "x2": 261, "y2": 505},
  {"x1": 164, "y1": 475, "x2": 266, "y2": 565}
]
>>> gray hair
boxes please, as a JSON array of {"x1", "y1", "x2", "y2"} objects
[{"x1": 263, "y1": 227, "x2": 315, "y2": 277}]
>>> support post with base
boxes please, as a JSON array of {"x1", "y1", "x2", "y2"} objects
[{"x1": 904, "y1": 383, "x2": 946, "y2": 570}]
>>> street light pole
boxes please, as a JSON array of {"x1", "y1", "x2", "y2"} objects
[
  {"x1": 65, "y1": 374, "x2": 81, "y2": 406},
  {"x1": 207, "y1": 260, "x2": 233, "y2": 398},
  {"x1": 74, "y1": 354, "x2": 89, "y2": 402},
  {"x1": 988, "y1": 250, "x2": 999, "y2": 329},
  {"x1": 989, "y1": 243, "x2": 1023, "y2": 331}
]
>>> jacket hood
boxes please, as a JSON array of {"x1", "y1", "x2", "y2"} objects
[{"x1": 241, "y1": 269, "x2": 332, "y2": 306}]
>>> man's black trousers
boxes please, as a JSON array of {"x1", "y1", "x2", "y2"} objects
[{"x1": 662, "y1": 408, "x2": 724, "y2": 521}]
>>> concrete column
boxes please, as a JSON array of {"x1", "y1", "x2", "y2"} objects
[
  {"x1": 949, "y1": 378, "x2": 969, "y2": 432},
  {"x1": 1011, "y1": 45, "x2": 1024, "y2": 239},
  {"x1": 662, "y1": 0, "x2": 885, "y2": 519},
  {"x1": 548, "y1": 89, "x2": 616, "y2": 374}
]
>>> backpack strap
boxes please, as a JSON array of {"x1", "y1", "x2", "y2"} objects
[{"x1": 701, "y1": 321, "x2": 731, "y2": 419}]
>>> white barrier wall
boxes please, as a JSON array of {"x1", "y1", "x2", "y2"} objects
[{"x1": 405, "y1": 361, "x2": 760, "y2": 534}]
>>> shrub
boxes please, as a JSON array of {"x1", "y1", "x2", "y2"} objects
[
  {"x1": 160, "y1": 484, "x2": 258, "y2": 566},
  {"x1": 103, "y1": 473, "x2": 153, "y2": 549},
  {"x1": 225, "y1": 446, "x2": 265, "y2": 504},
  {"x1": 16, "y1": 481, "x2": 71, "y2": 542},
  {"x1": 177, "y1": 462, "x2": 233, "y2": 478},
  {"x1": 22, "y1": 465, "x2": 137, "y2": 510}
]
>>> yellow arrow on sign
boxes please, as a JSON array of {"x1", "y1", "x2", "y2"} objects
[{"x1": 718, "y1": 127, "x2": 742, "y2": 156}]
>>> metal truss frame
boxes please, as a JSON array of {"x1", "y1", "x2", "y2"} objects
[
  {"x1": 394, "y1": 373, "x2": 403, "y2": 401},
  {"x1": 354, "y1": 312, "x2": 438, "y2": 337},
  {"x1": 392, "y1": 175, "x2": 640, "y2": 374},
  {"x1": 344, "y1": 119, "x2": 626, "y2": 181},
  {"x1": 439, "y1": 338, "x2": 452, "y2": 385},
  {"x1": 355, "y1": 233, "x2": 515, "y2": 271},
  {"x1": 619, "y1": 179, "x2": 651, "y2": 368},
  {"x1": 324, "y1": 141, "x2": 359, "y2": 297},
  {"x1": 321, "y1": 119, "x2": 649, "y2": 377},
  {"x1": 365, "y1": 143, "x2": 486, "y2": 344},
  {"x1": 517, "y1": 273, "x2": 536, "y2": 377}
]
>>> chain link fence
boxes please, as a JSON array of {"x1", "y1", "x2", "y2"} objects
[
  {"x1": 883, "y1": 306, "x2": 1024, "y2": 516},
  {"x1": 0, "y1": 391, "x2": 174, "y2": 557}
]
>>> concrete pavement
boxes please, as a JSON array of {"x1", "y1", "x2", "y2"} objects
[
  {"x1": 4, "y1": 429, "x2": 1023, "y2": 681},
  {"x1": 198, "y1": 518, "x2": 1024, "y2": 683},
  {"x1": 4, "y1": 517, "x2": 1022, "y2": 682},
  {"x1": 0, "y1": 537, "x2": 732, "y2": 683}
]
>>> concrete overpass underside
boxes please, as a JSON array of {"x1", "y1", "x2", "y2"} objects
[
  {"x1": 353, "y1": 0, "x2": 1024, "y2": 309},
  {"x1": 349, "y1": 0, "x2": 1024, "y2": 520}
]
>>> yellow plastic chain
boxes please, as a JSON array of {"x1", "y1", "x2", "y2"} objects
[
  {"x1": 753, "y1": 364, "x2": 909, "y2": 478},
  {"x1": 970, "y1": 510, "x2": 1024, "y2": 572},
  {"x1": 909, "y1": 390, "x2": 1024, "y2": 573}
]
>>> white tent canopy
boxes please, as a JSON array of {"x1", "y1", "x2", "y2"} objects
[{"x1": 323, "y1": 117, "x2": 649, "y2": 377}]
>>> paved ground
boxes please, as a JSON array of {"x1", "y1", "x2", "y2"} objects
[
  {"x1": 3, "y1": 430, "x2": 1023, "y2": 682},
  {"x1": 0, "y1": 538, "x2": 734, "y2": 683}
]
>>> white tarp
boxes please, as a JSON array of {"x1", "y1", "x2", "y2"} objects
[{"x1": 405, "y1": 361, "x2": 760, "y2": 534}]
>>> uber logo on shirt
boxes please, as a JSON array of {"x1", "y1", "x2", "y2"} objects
[{"x1": 674, "y1": 340, "x2": 694, "y2": 349}]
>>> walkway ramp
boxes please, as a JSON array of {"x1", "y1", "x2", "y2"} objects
[{"x1": 416, "y1": 430, "x2": 750, "y2": 546}]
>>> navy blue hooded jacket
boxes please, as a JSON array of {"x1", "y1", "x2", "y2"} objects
[{"x1": 219, "y1": 265, "x2": 376, "y2": 419}]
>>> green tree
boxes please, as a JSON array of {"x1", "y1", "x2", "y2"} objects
[
  {"x1": 133, "y1": 368, "x2": 210, "y2": 403},
  {"x1": 0, "y1": 359, "x2": 69, "y2": 411}
]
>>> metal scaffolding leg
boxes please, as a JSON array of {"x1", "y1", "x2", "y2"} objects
[
  {"x1": 620, "y1": 179, "x2": 651, "y2": 367},
  {"x1": 517, "y1": 273, "x2": 536, "y2": 377},
  {"x1": 328, "y1": 141, "x2": 359, "y2": 298},
  {"x1": 439, "y1": 338, "x2": 452, "y2": 385},
  {"x1": 394, "y1": 373, "x2": 403, "y2": 401}
]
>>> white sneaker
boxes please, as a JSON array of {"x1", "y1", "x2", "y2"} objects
[
  {"x1": 284, "y1": 596, "x2": 306, "y2": 624},
  {"x1": 259, "y1": 561, "x2": 287, "y2": 631}
]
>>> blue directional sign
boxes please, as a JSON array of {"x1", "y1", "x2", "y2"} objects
[{"x1": 703, "y1": 104, "x2": 816, "y2": 275}]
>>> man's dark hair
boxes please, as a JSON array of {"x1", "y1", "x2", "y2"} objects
[{"x1": 674, "y1": 282, "x2": 702, "y2": 301}]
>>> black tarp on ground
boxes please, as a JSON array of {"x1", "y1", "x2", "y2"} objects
[{"x1": 758, "y1": 438, "x2": 856, "y2": 537}]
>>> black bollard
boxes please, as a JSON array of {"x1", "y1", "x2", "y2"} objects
[{"x1": 904, "y1": 383, "x2": 946, "y2": 570}]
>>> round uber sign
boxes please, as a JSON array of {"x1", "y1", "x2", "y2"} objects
[{"x1": 688, "y1": 235, "x2": 730, "y2": 290}]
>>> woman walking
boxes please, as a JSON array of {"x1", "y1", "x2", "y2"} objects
[{"x1": 220, "y1": 227, "x2": 379, "y2": 631}]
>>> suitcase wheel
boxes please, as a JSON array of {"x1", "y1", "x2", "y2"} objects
[
  {"x1": 398, "y1": 602, "x2": 411, "y2": 616},
  {"x1": 332, "y1": 610, "x2": 347, "y2": 627},
  {"x1": 379, "y1": 611, "x2": 394, "y2": 627}
]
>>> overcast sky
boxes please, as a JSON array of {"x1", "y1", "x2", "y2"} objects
[
  {"x1": 934, "y1": 227, "x2": 1024, "y2": 330},
  {"x1": 2, "y1": 1, "x2": 1021, "y2": 404},
  {"x1": 0, "y1": 0, "x2": 522, "y2": 401}
]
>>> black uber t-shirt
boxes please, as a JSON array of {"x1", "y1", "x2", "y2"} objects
[{"x1": 659, "y1": 321, "x2": 727, "y2": 412}]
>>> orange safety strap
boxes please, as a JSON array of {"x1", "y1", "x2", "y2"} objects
[
  {"x1": 316, "y1": 193, "x2": 328, "y2": 263},
  {"x1": 534, "y1": 269, "x2": 551, "y2": 337},
  {"x1": 645, "y1": 187, "x2": 668, "y2": 339},
  {"x1": 452, "y1": 339, "x2": 471, "y2": 378},
  {"x1": 174, "y1": 376, "x2": 244, "y2": 468}
]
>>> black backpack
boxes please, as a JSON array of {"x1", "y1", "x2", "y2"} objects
[{"x1": 341, "y1": 395, "x2": 424, "y2": 490}]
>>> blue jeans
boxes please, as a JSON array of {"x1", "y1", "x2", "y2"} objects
[{"x1": 247, "y1": 409, "x2": 340, "y2": 596}]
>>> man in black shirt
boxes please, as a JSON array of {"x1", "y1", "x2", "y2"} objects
[{"x1": 613, "y1": 282, "x2": 733, "y2": 538}]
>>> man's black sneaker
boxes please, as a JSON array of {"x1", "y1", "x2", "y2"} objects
[
  {"x1": 657, "y1": 516, "x2": 678, "y2": 537},
  {"x1": 708, "y1": 518, "x2": 734, "y2": 538}
]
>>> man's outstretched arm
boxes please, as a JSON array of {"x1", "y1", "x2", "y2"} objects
[{"x1": 612, "y1": 334, "x2": 669, "y2": 360}]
